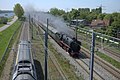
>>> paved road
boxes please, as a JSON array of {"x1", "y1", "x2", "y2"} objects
[{"x1": 0, "y1": 16, "x2": 18, "y2": 32}]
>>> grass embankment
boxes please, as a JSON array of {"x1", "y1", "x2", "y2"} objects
[
  {"x1": 0, "y1": 20, "x2": 21, "y2": 59},
  {"x1": 0, "y1": 24, "x2": 4, "y2": 28},
  {"x1": 0, "y1": 20, "x2": 22, "y2": 76}
]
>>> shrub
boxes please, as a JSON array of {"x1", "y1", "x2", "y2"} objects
[{"x1": 0, "y1": 17, "x2": 8, "y2": 24}]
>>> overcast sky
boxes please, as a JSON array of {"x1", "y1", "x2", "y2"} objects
[{"x1": 0, "y1": 0, "x2": 120, "y2": 13}]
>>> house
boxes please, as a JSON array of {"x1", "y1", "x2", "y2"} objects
[{"x1": 90, "y1": 19, "x2": 110, "y2": 28}]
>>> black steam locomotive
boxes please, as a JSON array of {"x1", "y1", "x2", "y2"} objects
[
  {"x1": 12, "y1": 41, "x2": 37, "y2": 80},
  {"x1": 38, "y1": 22, "x2": 81, "y2": 57}
]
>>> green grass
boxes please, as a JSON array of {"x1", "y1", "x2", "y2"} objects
[
  {"x1": 0, "y1": 24, "x2": 5, "y2": 28},
  {"x1": 0, "y1": 20, "x2": 21, "y2": 60},
  {"x1": 95, "y1": 51, "x2": 120, "y2": 69},
  {"x1": 0, "y1": 20, "x2": 22, "y2": 77}
]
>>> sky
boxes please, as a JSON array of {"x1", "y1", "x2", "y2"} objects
[{"x1": 0, "y1": 0, "x2": 120, "y2": 13}]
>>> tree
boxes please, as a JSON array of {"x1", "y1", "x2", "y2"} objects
[
  {"x1": 59, "y1": 9, "x2": 65, "y2": 15},
  {"x1": 86, "y1": 12, "x2": 97, "y2": 22},
  {"x1": 97, "y1": 13, "x2": 106, "y2": 20},
  {"x1": 50, "y1": 8, "x2": 59, "y2": 16},
  {"x1": 14, "y1": 3, "x2": 24, "y2": 19},
  {"x1": 61, "y1": 13, "x2": 67, "y2": 21},
  {"x1": 49, "y1": 8, "x2": 65, "y2": 16},
  {"x1": 91, "y1": 7, "x2": 102, "y2": 14},
  {"x1": 111, "y1": 21, "x2": 120, "y2": 37},
  {"x1": 0, "y1": 17, "x2": 8, "y2": 24},
  {"x1": 67, "y1": 12, "x2": 72, "y2": 21},
  {"x1": 112, "y1": 12, "x2": 119, "y2": 21},
  {"x1": 106, "y1": 13, "x2": 120, "y2": 37},
  {"x1": 70, "y1": 8, "x2": 79, "y2": 19},
  {"x1": 104, "y1": 14, "x2": 113, "y2": 25}
]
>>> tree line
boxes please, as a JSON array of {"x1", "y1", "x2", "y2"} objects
[{"x1": 49, "y1": 7, "x2": 120, "y2": 38}]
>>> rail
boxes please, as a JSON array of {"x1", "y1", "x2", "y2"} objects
[
  {"x1": 31, "y1": 21, "x2": 68, "y2": 80},
  {"x1": 81, "y1": 46, "x2": 120, "y2": 79}
]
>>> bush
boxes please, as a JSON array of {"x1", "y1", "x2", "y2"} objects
[{"x1": 0, "y1": 17, "x2": 8, "y2": 24}]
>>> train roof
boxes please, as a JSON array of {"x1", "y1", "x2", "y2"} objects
[
  {"x1": 14, "y1": 74, "x2": 35, "y2": 80},
  {"x1": 42, "y1": 22, "x2": 59, "y2": 34},
  {"x1": 17, "y1": 41, "x2": 32, "y2": 63},
  {"x1": 48, "y1": 25, "x2": 58, "y2": 34},
  {"x1": 19, "y1": 40, "x2": 31, "y2": 44}
]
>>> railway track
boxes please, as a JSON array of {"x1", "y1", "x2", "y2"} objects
[
  {"x1": 48, "y1": 50, "x2": 68, "y2": 80},
  {"x1": 74, "y1": 55, "x2": 104, "y2": 80},
  {"x1": 34, "y1": 20, "x2": 105, "y2": 80},
  {"x1": 81, "y1": 46, "x2": 120, "y2": 79},
  {"x1": 77, "y1": 34, "x2": 120, "y2": 62},
  {"x1": 33, "y1": 18, "x2": 120, "y2": 79},
  {"x1": 31, "y1": 22, "x2": 67, "y2": 80},
  {"x1": 96, "y1": 43, "x2": 120, "y2": 62},
  {"x1": 62, "y1": 51, "x2": 104, "y2": 80},
  {"x1": 103, "y1": 48, "x2": 120, "y2": 58},
  {"x1": 20, "y1": 21, "x2": 29, "y2": 41}
]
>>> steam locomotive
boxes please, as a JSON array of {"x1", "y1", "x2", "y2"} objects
[
  {"x1": 38, "y1": 22, "x2": 81, "y2": 57},
  {"x1": 12, "y1": 41, "x2": 37, "y2": 80}
]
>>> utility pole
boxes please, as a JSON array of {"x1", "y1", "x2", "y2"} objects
[
  {"x1": 31, "y1": 17, "x2": 33, "y2": 39},
  {"x1": 29, "y1": 14, "x2": 30, "y2": 25},
  {"x1": 97, "y1": 4, "x2": 106, "y2": 13},
  {"x1": 44, "y1": 18, "x2": 48, "y2": 80},
  {"x1": 90, "y1": 31, "x2": 95, "y2": 80},
  {"x1": 75, "y1": 19, "x2": 78, "y2": 41}
]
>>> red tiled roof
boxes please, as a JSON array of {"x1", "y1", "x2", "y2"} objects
[{"x1": 91, "y1": 19, "x2": 109, "y2": 27}]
